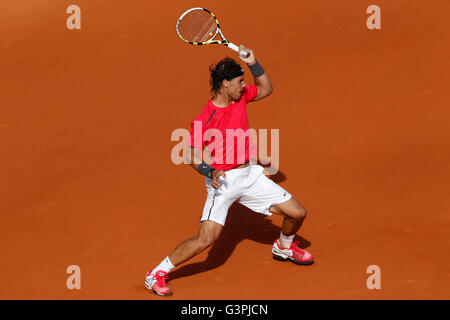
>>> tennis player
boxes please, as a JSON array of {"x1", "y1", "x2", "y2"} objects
[{"x1": 145, "y1": 46, "x2": 313, "y2": 296}]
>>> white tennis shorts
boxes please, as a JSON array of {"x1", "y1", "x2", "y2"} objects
[{"x1": 200, "y1": 164, "x2": 292, "y2": 226}]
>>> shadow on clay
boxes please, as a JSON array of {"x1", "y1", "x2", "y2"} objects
[{"x1": 168, "y1": 178, "x2": 311, "y2": 282}]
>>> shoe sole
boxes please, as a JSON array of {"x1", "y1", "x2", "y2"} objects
[
  {"x1": 273, "y1": 253, "x2": 314, "y2": 265},
  {"x1": 144, "y1": 282, "x2": 173, "y2": 296}
]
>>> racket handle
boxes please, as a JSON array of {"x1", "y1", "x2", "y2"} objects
[{"x1": 227, "y1": 42, "x2": 250, "y2": 58}]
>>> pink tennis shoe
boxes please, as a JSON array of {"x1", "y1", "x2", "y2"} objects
[
  {"x1": 272, "y1": 239, "x2": 314, "y2": 265},
  {"x1": 145, "y1": 270, "x2": 173, "y2": 296}
]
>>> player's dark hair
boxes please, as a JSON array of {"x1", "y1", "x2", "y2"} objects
[{"x1": 209, "y1": 57, "x2": 244, "y2": 94}]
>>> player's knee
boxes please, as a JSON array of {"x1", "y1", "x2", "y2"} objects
[
  {"x1": 198, "y1": 238, "x2": 214, "y2": 250},
  {"x1": 197, "y1": 233, "x2": 219, "y2": 249},
  {"x1": 300, "y1": 207, "x2": 307, "y2": 220},
  {"x1": 292, "y1": 206, "x2": 307, "y2": 221}
]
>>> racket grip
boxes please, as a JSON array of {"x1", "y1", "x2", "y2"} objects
[{"x1": 227, "y1": 42, "x2": 250, "y2": 58}]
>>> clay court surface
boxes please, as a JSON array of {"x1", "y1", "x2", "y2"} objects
[{"x1": 1, "y1": 0, "x2": 449, "y2": 299}]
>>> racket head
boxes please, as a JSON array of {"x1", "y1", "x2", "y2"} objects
[{"x1": 176, "y1": 8, "x2": 223, "y2": 45}]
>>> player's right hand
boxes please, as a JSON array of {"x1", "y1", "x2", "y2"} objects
[{"x1": 211, "y1": 170, "x2": 226, "y2": 189}]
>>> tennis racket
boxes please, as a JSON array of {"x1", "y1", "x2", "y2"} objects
[{"x1": 176, "y1": 8, "x2": 250, "y2": 58}]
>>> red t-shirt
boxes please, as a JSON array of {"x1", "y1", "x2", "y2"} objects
[{"x1": 188, "y1": 84, "x2": 259, "y2": 171}]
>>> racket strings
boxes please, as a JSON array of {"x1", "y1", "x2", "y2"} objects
[{"x1": 178, "y1": 10, "x2": 218, "y2": 43}]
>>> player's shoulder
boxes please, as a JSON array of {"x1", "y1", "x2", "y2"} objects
[
  {"x1": 242, "y1": 84, "x2": 259, "y2": 103},
  {"x1": 243, "y1": 84, "x2": 258, "y2": 93},
  {"x1": 244, "y1": 84, "x2": 257, "y2": 91}
]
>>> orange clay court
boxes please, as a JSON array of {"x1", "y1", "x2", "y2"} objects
[{"x1": 0, "y1": 0, "x2": 449, "y2": 300}]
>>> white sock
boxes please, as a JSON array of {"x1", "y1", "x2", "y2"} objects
[
  {"x1": 151, "y1": 256, "x2": 175, "y2": 275},
  {"x1": 279, "y1": 232, "x2": 295, "y2": 249}
]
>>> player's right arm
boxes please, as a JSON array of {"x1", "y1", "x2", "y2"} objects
[{"x1": 186, "y1": 146, "x2": 225, "y2": 189}]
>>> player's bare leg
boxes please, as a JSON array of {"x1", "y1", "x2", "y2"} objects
[
  {"x1": 145, "y1": 220, "x2": 223, "y2": 295},
  {"x1": 270, "y1": 197, "x2": 313, "y2": 265},
  {"x1": 169, "y1": 220, "x2": 223, "y2": 266},
  {"x1": 270, "y1": 197, "x2": 307, "y2": 236}
]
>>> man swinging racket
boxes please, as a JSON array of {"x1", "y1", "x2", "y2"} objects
[{"x1": 145, "y1": 46, "x2": 313, "y2": 296}]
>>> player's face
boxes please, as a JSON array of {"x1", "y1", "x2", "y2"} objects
[{"x1": 227, "y1": 76, "x2": 245, "y2": 101}]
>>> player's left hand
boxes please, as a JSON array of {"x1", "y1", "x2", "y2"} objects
[{"x1": 238, "y1": 45, "x2": 256, "y2": 65}]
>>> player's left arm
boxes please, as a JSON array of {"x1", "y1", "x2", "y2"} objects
[{"x1": 238, "y1": 45, "x2": 273, "y2": 101}]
